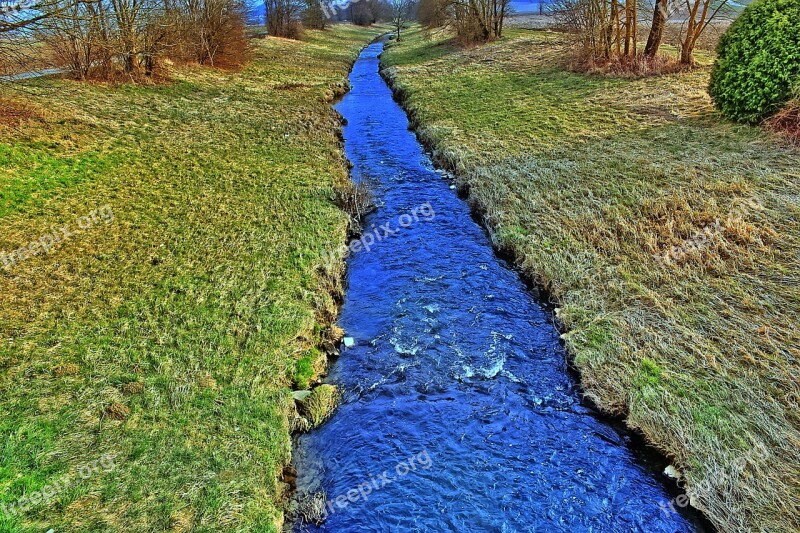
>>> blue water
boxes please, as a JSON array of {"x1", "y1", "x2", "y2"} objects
[{"x1": 293, "y1": 41, "x2": 701, "y2": 532}]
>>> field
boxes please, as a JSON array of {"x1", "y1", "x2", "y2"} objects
[
  {"x1": 0, "y1": 25, "x2": 380, "y2": 531},
  {"x1": 382, "y1": 27, "x2": 800, "y2": 531}
]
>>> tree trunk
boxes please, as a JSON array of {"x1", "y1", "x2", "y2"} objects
[
  {"x1": 123, "y1": 51, "x2": 135, "y2": 72},
  {"x1": 631, "y1": 0, "x2": 637, "y2": 56},
  {"x1": 614, "y1": 0, "x2": 621, "y2": 56},
  {"x1": 682, "y1": 0, "x2": 713, "y2": 65},
  {"x1": 680, "y1": 0, "x2": 701, "y2": 65},
  {"x1": 623, "y1": 0, "x2": 632, "y2": 56},
  {"x1": 680, "y1": 40, "x2": 694, "y2": 64},
  {"x1": 680, "y1": 47, "x2": 690, "y2": 64},
  {"x1": 601, "y1": 0, "x2": 611, "y2": 58},
  {"x1": 497, "y1": 5, "x2": 504, "y2": 37},
  {"x1": 644, "y1": 0, "x2": 666, "y2": 57}
]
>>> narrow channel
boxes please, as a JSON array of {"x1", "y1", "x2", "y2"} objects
[{"x1": 293, "y1": 40, "x2": 703, "y2": 532}]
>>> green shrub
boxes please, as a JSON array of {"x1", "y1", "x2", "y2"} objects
[{"x1": 709, "y1": 0, "x2": 800, "y2": 123}]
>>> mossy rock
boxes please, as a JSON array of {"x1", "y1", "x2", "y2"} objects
[{"x1": 299, "y1": 384, "x2": 340, "y2": 428}]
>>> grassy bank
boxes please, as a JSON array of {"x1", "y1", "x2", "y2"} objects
[
  {"x1": 0, "y1": 25, "x2": 380, "y2": 531},
  {"x1": 382, "y1": 27, "x2": 799, "y2": 531}
]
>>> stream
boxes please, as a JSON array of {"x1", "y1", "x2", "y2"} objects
[{"x1": 293, "y1": 40, "x2": 703, "y2": 532}]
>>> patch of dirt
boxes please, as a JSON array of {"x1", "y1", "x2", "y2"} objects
[
  {"x1": 121, "y1": 382, "x2": 145, "y2": 395},
  {"x1": 0, "y1": 98, "x2": 42, "y2": 126},
  {"x1": 105, "y1": 402, "x2": 131, "y2": 420}
]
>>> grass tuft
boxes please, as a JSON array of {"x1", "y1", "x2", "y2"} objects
[
  {"x1": 294, "y1": 355, "x2": 316, "y2": 390},
  {"x1": 298, "y1": 384, "x2": 340, "y2": 429}
]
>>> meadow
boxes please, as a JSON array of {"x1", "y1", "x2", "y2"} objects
[
  {"x1": 382, "y1": 26, "x2": 800, "y2": 532},
  {"x1": 0, "y1": 25, "x2": 380, "y2": 531}
]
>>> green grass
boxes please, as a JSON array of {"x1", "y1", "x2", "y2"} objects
[
  {"x1": 0, "y1": 25, "x2": 381, "y2": 531},
  {"x1": 383, "y1": 26, "x2": 800, "y2": 532}
]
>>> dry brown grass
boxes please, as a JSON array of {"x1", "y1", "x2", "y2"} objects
[
  {"x1": 120, "y1": 381, "x2": 145, "y2": 395},
  {"x1": 572, "y1": 53, "x2": 690, "y2": 77},
  {"x1": 332, "y1": 178, "x2": 376, "y2": 231},
  {"x1": 384, "y1": 26, "x2": 800, "y2": 532},
  {"x1": 766, "y1": 99, "x2": 800, "y2": 146},
  {"x1": 298, "y1": 384, "x2": 340, "y2": 429},
  {"x1": 0, "y1": 97, "x2": 43, "y2": 126},
  {"x1": 104, "y1": 402, "x2": 131, "y2": 421}
]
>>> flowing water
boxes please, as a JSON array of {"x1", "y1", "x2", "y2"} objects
[{"x1": 293, "y1": 41, "x2": 702, "y2": 532}]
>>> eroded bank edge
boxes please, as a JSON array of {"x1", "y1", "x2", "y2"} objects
[{"x1": 278, "y1": 35, "x2": 386, "y2": 531}]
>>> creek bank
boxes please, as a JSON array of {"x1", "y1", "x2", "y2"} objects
[
  {"x1": 377, "y1": 46, "x2": 712, "y2": 528},
  {"x1": 281, "y1": 38, "x2": 383, "y2": 527}
]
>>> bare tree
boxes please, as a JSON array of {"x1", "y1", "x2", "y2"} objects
[
  {"x1": 417, "y1": 0, "x2": 447, "y2": 27},
  {"x1": 678, "y1": 0, "x2": 729, "y2": 64},
  {"x1": 107, "y1": 0, "x2": 143, "y2": 72},
  {"x1": 349, "y1": 0, "x2": 387, "y2": 25},
  {"x1": 390, "y1": 0, "x2": 411, "y2": 40},
  {"x1": 138, "y1": 0, "x2": 174, "y2": 75},
  {"x1": 301, "y1": 0, "x2": 325, "y2": 29},
  {"x1": 555, "y1": 0, "x2": 734, "y2": 68},
  {"x1": 4, "y1": 0, "x2": 246, "y2": 79},
  {"x1": 554, "y1": 0, "x2": 629, "y2": 59},
  {"x1": 434, "y1": 0, "x2": 510, "y2": 42},
  {"x1": 1, "y1": 0, "x2": 83, "y2": 74},
  {"x1": 0, "y1": 0, "x2": 77, "y2": 34},
  {"x1": 264, "y1": 0, "x2": 302, "y2": 37},
  {"x1": 40, "y1": 0, "x2": 167, "y2": 77},
  {"x1": 36, "y1": 0, "x2": 100, "y2": 78},
  {"x1": 554, "y1": 0, "x2": 653, "y2": 61},
  {"x1": 644, "y1": 0, "x2": 668, "y2": 57},
  {"x1": 180, "y1": 0, "x2": 245, "y2": 65}
]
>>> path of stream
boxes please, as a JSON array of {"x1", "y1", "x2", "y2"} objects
[{"x1": 293, "y1": 41, "x2": 702, "y2": 532}]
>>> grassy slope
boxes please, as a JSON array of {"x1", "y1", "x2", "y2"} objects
[
  {"x1": 0, "y1": 25, "x2": 380, "y2": 531},
  {"x1": 383, "y1": 27, "x2": 800, "y2": 531}
]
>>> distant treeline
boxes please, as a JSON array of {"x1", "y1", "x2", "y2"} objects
[{"x1": 1, "y1": 0, "x2": 248, "y2": 79}]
